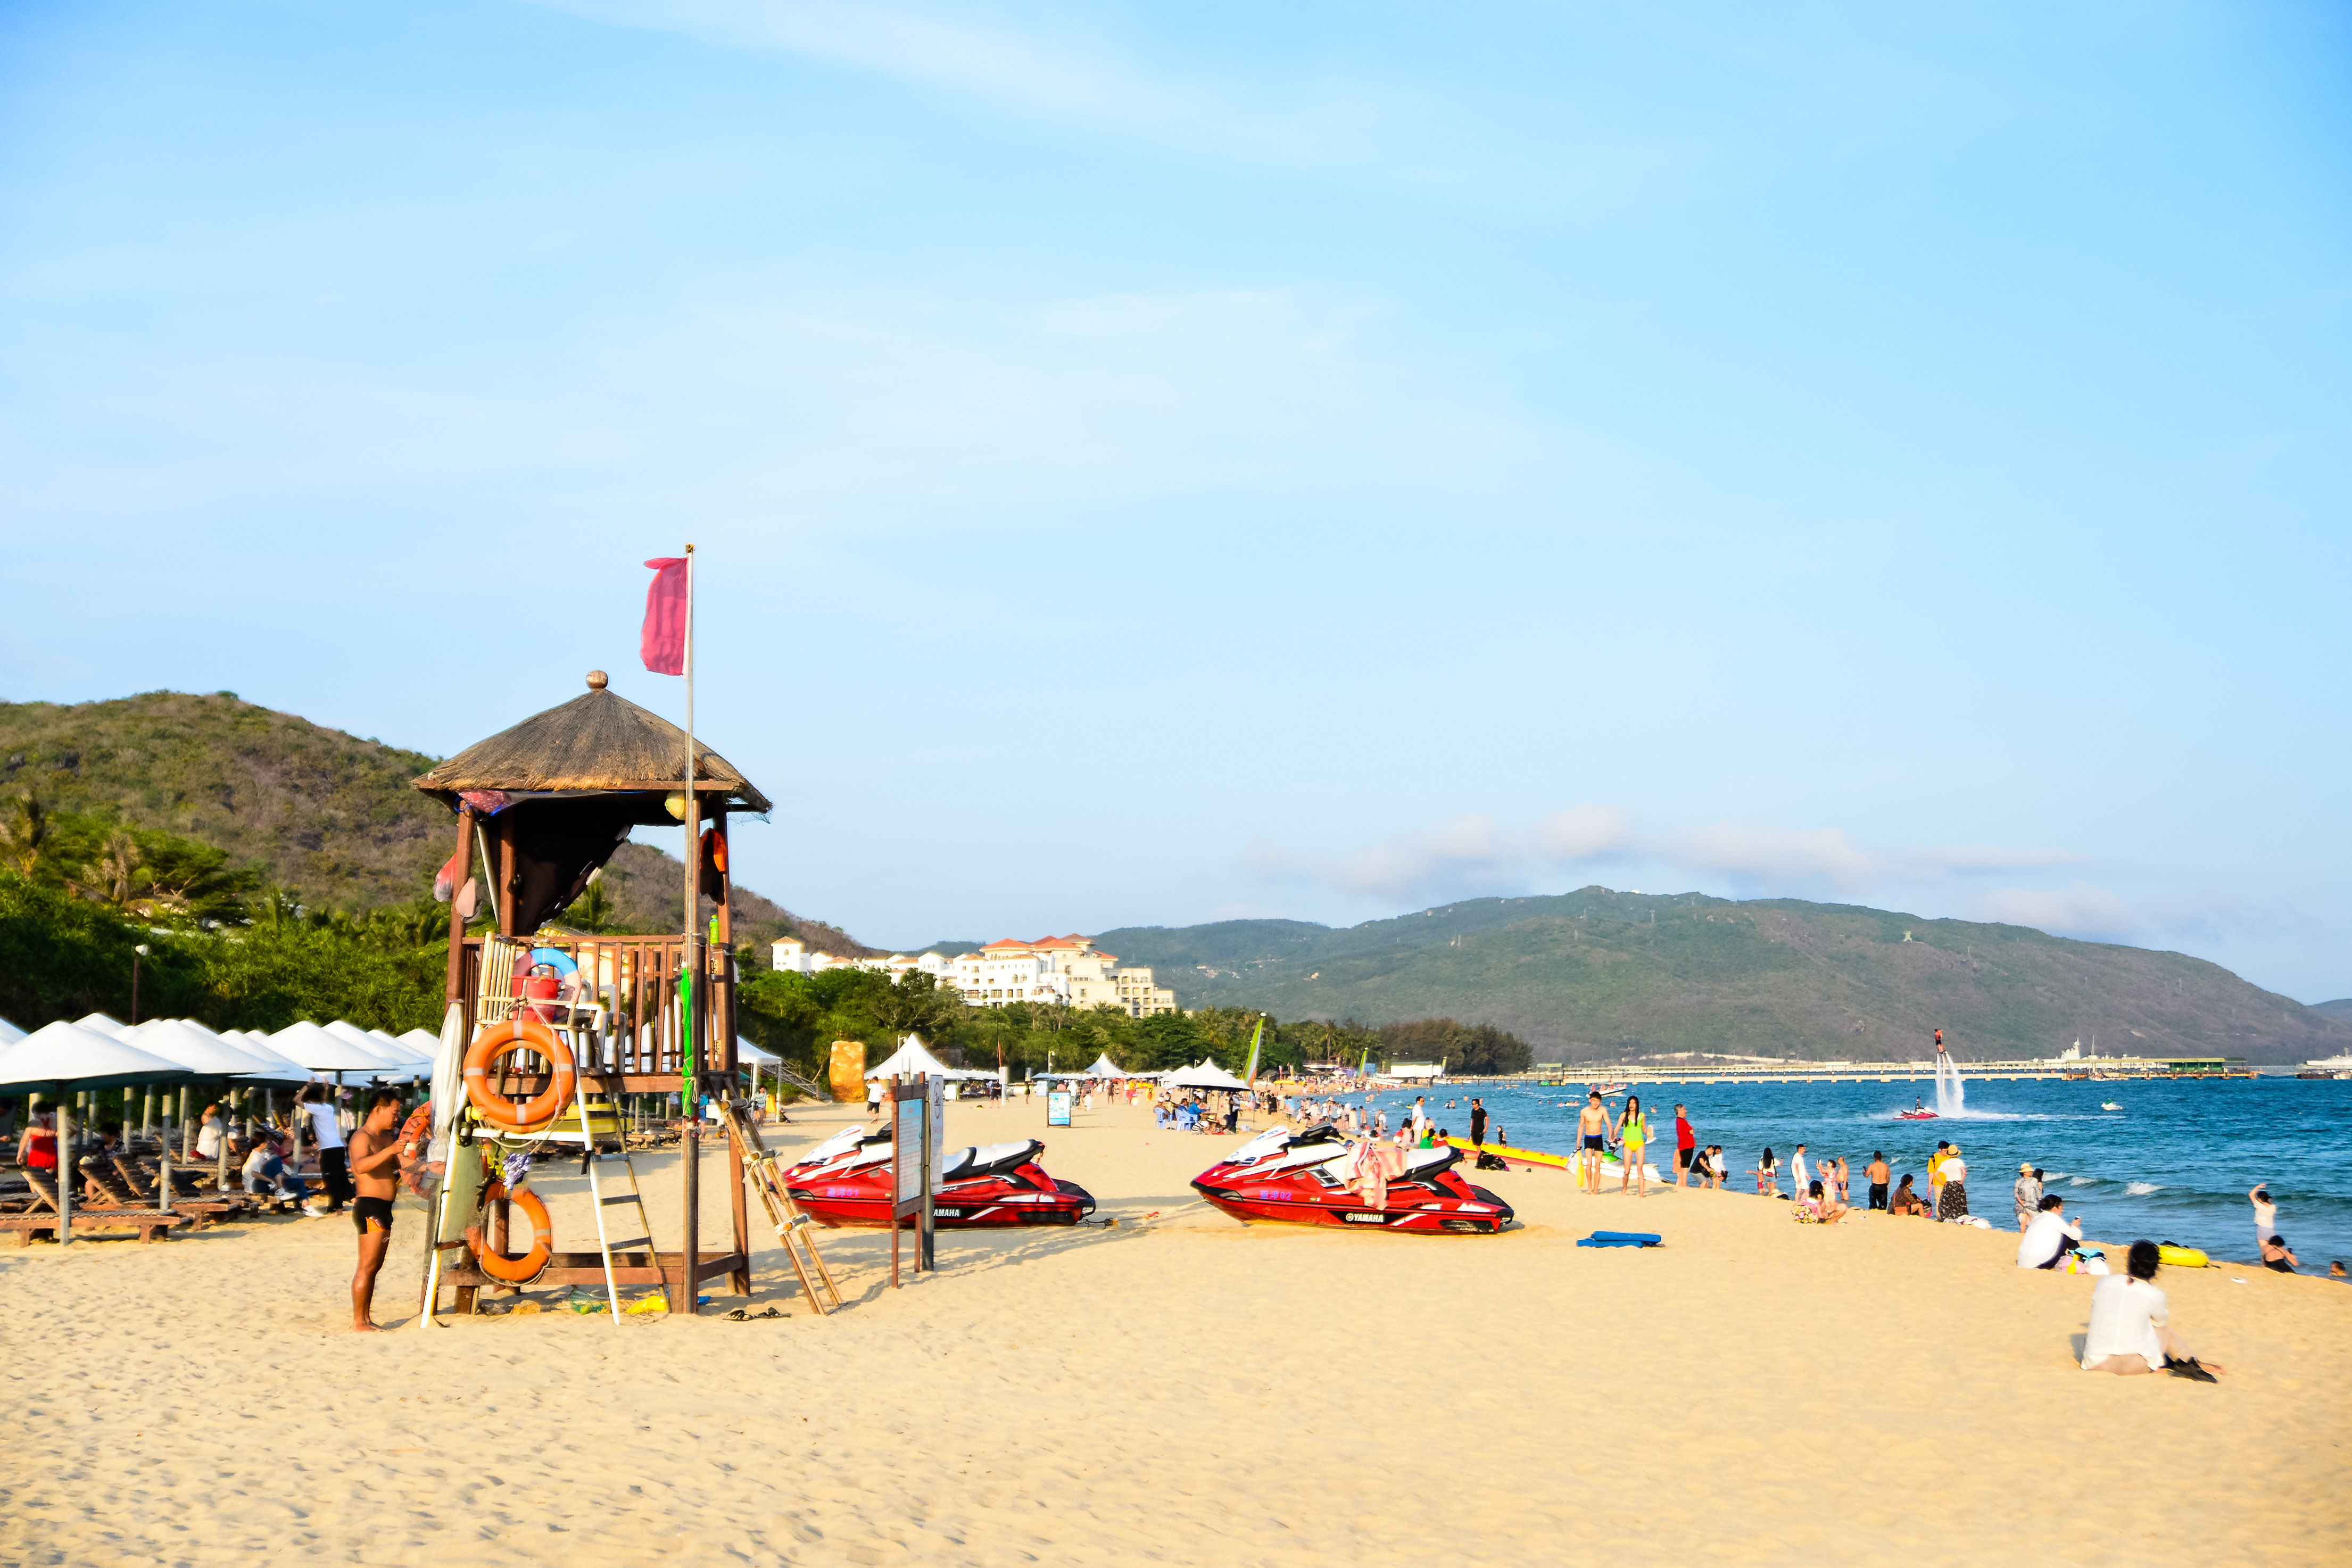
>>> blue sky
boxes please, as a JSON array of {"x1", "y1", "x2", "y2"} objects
[{"x1": 2, "y1": 2, "x2": 2346, "y2": 1003}]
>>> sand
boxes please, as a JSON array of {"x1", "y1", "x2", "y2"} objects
[{"x1": 5, "y1": 1094, "x2": 2347, "y2": 1566}]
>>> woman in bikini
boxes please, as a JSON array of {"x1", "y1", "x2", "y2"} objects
[{"x1": 1614, "y1": 1094, "x2": 1650, "y2": 1197}]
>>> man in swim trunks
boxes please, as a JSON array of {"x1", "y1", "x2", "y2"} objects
[
  {"x1": 346, "y1": 1090, "x2": 412, "y2": 1332},
  {"x1": 1577, "y1": 1091, "x2": 1610, "y2": 1195},
  {"x1": 1866, "y1": 1151, "x2": 1890, "y2": 1210}
]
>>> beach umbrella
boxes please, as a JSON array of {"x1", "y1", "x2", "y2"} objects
[
  {"x1": 73, "y1": 1011, "x2": 131, "y2": 1038},
  {"x1": 393, "y1": 1028, "x2": 442, "y2": 1059},
  {"x1": 0, "y1": 1021, "x2": 193, "y2": 1096},
  {"x1": 129, "y1": 1019, "x2": 284, "y2": 1078},
  {"x1": 319, "y1": 1019, "x2": 424, "y2": 1079},
  {"x1": 269, "y1": 1019, "x2": 397, "y2": 1074},
  {"x1": 0, "y1": 1016, "x2": 24, "y2": 1047}
]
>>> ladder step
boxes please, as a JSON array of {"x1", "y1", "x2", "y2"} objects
[
  {"x1": 603, "y1": 1237, "x2": 652, "y2": 1251},
  {"x1": 600, "y1": 1194, "x2": 644, "y2": 1206}
]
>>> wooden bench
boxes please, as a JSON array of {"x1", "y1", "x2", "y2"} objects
[{"x1": 0, "y1": 1208, "x2": 185, "y2": 1244}]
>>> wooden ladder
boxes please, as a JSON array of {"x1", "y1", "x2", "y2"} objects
[
  {"x1": 716, "y1": 1093, "x2": 842, "y2": 1315},
  {"x1": 577, "y1": 1094, "x2": 658, "y2": 1320}
]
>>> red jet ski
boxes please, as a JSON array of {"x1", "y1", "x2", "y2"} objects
[
  {"x1": 782, "y1": 1125, "x2": 1096, "y2": 1228},
  {"x1": 1191, "y1": 1123, "x2": 1514, "y2": 1234}
]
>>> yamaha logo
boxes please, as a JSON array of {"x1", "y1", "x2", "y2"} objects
[{"x1": 1342, "y1": 1212, "x2": 1386, "y2": 1223}]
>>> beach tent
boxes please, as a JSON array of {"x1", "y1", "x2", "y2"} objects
[
  {"x1": 1081, "y1": 1053, "x2": 1131, "y2": 1079},
  {"x1": 270, "y1": 1019, "x2": 397, "y2": 1075},
  {"x1": 0, "y1": 1016, "x2": 24, "y2": 1047},
  {"x1": 73, "y1": 1011, "x2": 131, "y2": 1038},
  {"x1": 326, "y1": 1019, "x2": 420, "y2": 1065},
  {"x1": 0, "y1": 1021, "x2": 193, "y2": 1096},
  {"x1": 864, "y1": 1033, "x2": 995, "y2": 1081},
  {"x1": 394, "y1": 1028, "x2": 443, "y2": 1059},
  {"x1": 1165, "y1": 1060, "x2": 1250, "y2": 1092}
]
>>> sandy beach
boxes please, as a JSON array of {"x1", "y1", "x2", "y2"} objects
[{"x1": 7, "y1": 1094, "x2": 2347, "y2": 1567}]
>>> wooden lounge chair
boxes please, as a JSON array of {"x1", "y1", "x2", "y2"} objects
[
  {"x1": 0, "y1": 1172, "x2": 185, "y2": 1246},
  {"x1": 103, "y1": 1156, "x2": 252, "y2": 1229}
]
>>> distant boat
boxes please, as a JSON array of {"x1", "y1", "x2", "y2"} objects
[
  {"x1": 1589, "y1": 1082, "x2": 1628, "y2": 1097},
  {"x1": 2100, "y1": 1101, "x2": 2122, "y2": 1111},
  {"x1": 1897, "y1": 1109, "x2": 1939, "y2": 1121}
]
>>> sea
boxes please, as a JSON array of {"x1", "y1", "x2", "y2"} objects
[{"x1": 1331, "y1": 1074, "x2": 2352, "y2": 1271}]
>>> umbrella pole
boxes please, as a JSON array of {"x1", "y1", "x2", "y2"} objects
[{"x1": 56, "y1": 1094, "x2": 73, "y2": 1246}]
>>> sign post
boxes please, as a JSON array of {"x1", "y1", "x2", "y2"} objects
[
  {"x1": 1047, "y1": 1087, "x2": 1073, "y2": 1127},
  {"x1": 889, "y1": 1074, "x2": 938, "y2": 1287}
]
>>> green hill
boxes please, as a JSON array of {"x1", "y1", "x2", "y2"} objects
[
  {"x1": 1093, "y1": 889, "x2": 2352, "y2": 1065},
  {"x1": 0, "y1": 691, "x2": 870, "y2": 955}
]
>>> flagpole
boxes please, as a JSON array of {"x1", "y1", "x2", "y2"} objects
[{"x1": 682, "y1": 543, "x2": 697, "y2": 1118}]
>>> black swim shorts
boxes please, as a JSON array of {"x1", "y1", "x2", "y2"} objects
[
  {"x1": 1677, "y1": 1146, "x2": 1697, "y2": 1169},
  {"x1": 352, "y1": 1194, "x2": 396, "y2": 1235},
  {"x1": 1583, "y1": 1135, "x2": 1605, "y2": 1151},
  {"x1": 1868, "y1": 1183, "x2": 1889, "y2": 1210}
]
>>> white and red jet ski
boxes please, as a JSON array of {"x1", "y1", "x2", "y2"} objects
[
  {"x1": 1190, "y1": 1123, "x2": 1514, "y2": 1234},
  {"x1": 782, "y1": 1124, "x2": 1096, "y2": 1228}
]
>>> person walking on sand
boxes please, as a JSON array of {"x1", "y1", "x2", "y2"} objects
[
  {"x1": 300, "y1": 1082, "x2": 354, "y2": 1214},
  {"x1": 345, "y1": 1090, "x2": 411, "y2": 1332},
  {"x1": 1614, "y1": 1096, "x2": 1650, "y2": 1197},
  {"x1": 1866, "y1": 1151, "x2": 1890, "y2": 1211},
  {"x1": 1469, "y1": 1097, "x2": 1488, "y2": 1149},
  {"x1": 1577, "y1": 1091, "x2": 1610, "y2": 1194},
  {"x1": 1937, "y1": 1144, "x2": 1970, "y2": 1222},
  {"x1": 1672, "y1": 1104, "x2": 1696, "y2": 1188}
]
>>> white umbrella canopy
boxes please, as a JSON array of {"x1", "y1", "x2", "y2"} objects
[
  {"x1": 73, "y1": 1011, "x2": 131, "y2": 1038},
  {"x1": 0, "y1": 1016, "x2": 25, "y2": 1047},
  {"x1": 736, "y1": 1036, "x2": 781, "y2": 1066},
  {"x1": 169, "y1": 1023, "x2": 311, "y2": 1083},
  {"x1": 1165, "y1": 1060, "x2": 1250, "y2": 1092},
  {"x1": 270, "y1": 1019, "x2": 396, "y2": 1074},
  {"x1": 0, "y1": 1021, "x2": 194, "y2": 1094},
  {"x1": 321, "y1": 1019, "x2": 424, "y2": 1077},
  {"x1": 1082, "y1": 1053, "x2": 1129, "y2": 1078},
  {"x1": 128, "y1": 1019, "x2": 284, "y2": 1078}
]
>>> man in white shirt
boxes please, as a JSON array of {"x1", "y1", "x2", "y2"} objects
[
  {"x1": 2015, "y1": 1194, "x2": 2082, "y2": 1269},
  {"x1": 2082, "y1": 1240, "x2": 2223, "y2": 1379}
]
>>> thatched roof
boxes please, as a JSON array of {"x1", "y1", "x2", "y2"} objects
[{"x1": 413, "y1": 676, "x2": 771, "y2": 814}]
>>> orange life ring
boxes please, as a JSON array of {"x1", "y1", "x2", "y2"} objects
[
  {"x1": 463, "y1": 1015, "x2": 577, "y2": 1132},
  {"x1": 465, "y1": 1180, "x2": 553, "y2": 1282}
]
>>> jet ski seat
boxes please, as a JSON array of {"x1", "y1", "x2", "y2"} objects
[{"x1": 940, "y1": 1139, "x2": 1043, "y2": 1181}]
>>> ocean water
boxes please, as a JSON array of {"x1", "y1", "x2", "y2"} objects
[{"x1": 1324, "y1": 1075, "x2": 2352, "y2": 1271}]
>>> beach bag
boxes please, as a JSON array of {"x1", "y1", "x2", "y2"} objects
[{"x1": 1476, "y1": 1151, "x2": 1508, "y2": 1171}]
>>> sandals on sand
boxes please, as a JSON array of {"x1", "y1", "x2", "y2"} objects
[
  {"x1": 723, "y1": 1306, "x2": 785, "y2": 1322},
  {"x1": 2165, "y1": 1357, "x2": 2218, "y2": 1383}
]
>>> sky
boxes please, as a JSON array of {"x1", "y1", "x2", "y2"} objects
[{"x1": 2, "y1": 2, "x2": 2347, "y2": 1002}]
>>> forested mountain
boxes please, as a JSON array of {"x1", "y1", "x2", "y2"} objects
[
  {"x1": 0, "y1": 691, "x2": 869, "y2": 955},
  {"x1": 1094, "y1": 890, "x2": 2351, "y2": 1065}
]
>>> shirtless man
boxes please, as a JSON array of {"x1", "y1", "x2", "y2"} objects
[
  {"x1": 1576, "y1": 1091, "x2": 1610, "y2": 1194},
  {"x1": 346, "y1": 1090, "x2": 413, "y2": 1332},
  {"x1": 1865, "y1": 1150, "x2": 1891, "y2": 1210}
]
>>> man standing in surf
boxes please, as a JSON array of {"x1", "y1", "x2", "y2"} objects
[{"x1": 1577, "y1": 1091, "x2": 1610, "y2": 1194}]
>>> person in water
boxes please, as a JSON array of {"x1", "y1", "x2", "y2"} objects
[
  {"x1": 1576, "y1": 1091, "x2": 1610, "y2": 1195},
  {"x1": 2083, "y1": 1240, "x2": 2223, "y2": 1380},
  {"x1": 1866, "y1": 1151, "x2": 1890, "y2": 1211},
  {"x1": 1614, "y1": 1096, "x2": 1650, "y2": 1198}
]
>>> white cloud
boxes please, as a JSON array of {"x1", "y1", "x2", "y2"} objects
[
  {"x1": 1969, "y1": 884, "x2": 2142, "y2": 941},
  {"x1": 1655, "y1": 819, "x2": 1879, "y2": 892}
]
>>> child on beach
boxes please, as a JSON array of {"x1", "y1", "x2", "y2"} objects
[{"x1": 1756, "y1": 1148, "x2": 1779, "y2": 1198}]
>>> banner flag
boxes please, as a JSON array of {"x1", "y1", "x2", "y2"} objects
[{"x1": 640, "y1": 557, "x2": 689, "y2": 675}]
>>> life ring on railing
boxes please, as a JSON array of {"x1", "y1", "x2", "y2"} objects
[
  {"x1": 465, "y1": 1180, "x2": 553, "y2": 1282},
  {"x1": 463, "y1": 1015, "x2": 577, "y2": 1133}
]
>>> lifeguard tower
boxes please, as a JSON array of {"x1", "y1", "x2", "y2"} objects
[{"x1": 409, "y1": 670, "x2": 781, "y2": 1317}]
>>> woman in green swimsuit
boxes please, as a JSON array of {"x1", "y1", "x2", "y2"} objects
[{"x1": 1614, "y1": 1094, "x2": 1650, "y2": 1198}]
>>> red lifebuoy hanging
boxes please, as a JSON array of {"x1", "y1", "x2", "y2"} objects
[
  {"x1": 463, "y1": 1015, "x2": 577, "y2": 1133},
  {"x1": 465, "y1": 1180, "x2": 553, "y2": 1282}
]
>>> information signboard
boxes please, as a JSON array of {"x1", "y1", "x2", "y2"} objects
[{"x1": 1047, "y1": 1090, "x2": 1073, "y2": 1127}]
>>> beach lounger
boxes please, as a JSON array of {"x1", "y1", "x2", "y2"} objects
[
  {"x1": 105, "y1": 1156, "x2": 252, "y2": 1228},
  {"x1": 3, "y1": 1173, "x2": 186, "y2": 1245}
]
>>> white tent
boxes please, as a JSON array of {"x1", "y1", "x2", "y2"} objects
[
  {"x1": 270, "y1": 1019, "x2": 397, "y2": 1074},
  {"x1": 736, "y1": 1037, "x2": 781, "y2": 1066},
  {"x1": 394, "y1": 1028, "x2": 443, "y2": 1059},
  {"x1": 0, "y1": 1021, "x2": 194, "y2": 1094},
  {"x1": 1165, "y1": 1059, "x2": 1250, "y2": 1092},
  {"x1": 1081, "y1": 1053, "x2": 1131, "y2": 1079},
  {"x1": 0, "y1": 1017, "x2": 24, "y2": 1047},
  {"x1": 125, "y1": 1018, "x2": 285, "y2": 1079},
  {"x1": 73, "y1": 1011, "x2": 131, "y2": 1038},
  {"x1": 864, "y1": 1033, "x2": 995, "y2": 1081},
  {"x1": 326, "y1": 1019, "x2": 425, "y2": 1070}
]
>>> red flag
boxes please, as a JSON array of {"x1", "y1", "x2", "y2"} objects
[{"x1": 641, "y1": 557, "x2": 688, "y2": 675}]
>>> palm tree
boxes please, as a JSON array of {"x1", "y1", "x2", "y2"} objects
[
  {"x1": 69, "y1": 832, "x2": 143, "y2": 909},
  {"x1": 0, "y1": 792, "x2": 53, "y2": 878}
]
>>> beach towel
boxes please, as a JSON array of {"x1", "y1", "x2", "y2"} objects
[{"x1": 1576, "y1": 1230, "x2": 1662, "y2": 1248}]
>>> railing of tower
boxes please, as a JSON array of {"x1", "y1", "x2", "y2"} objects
[{"x1": 454, "y1": 933, "x2": 737, "y2": 1091}]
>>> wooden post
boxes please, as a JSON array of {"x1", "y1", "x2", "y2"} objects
[
  {"x1": 715, "y1": 811, "x2": 749, "y2": 1295},
  {"x1": 678, "y1": 1125, "x2": 701, "y2": 1314},
  {"x1": 178, "y1": 1084, "x2": 192, "y2": 1160},
  {"x1": 444, "y1": 804, "x2": 476, "y2": 1009},
  {"x1": 497, "y1": 816, "x2": 518, "y2": 939},
  {"x1": 56, "y1": 1094, "x2": 73, "y2": 1245}
]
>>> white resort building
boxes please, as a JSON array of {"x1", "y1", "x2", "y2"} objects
[{"x1": 768, "y1": 933, "x2": 1178, "y2": 1019}]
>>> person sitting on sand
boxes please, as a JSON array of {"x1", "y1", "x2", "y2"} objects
[
  {"x1": 1889, "y1": 1175, "x2": 1931, "y2": 1216},
  {"x1": 2016, "y1": 1194, "x2": 2082, "y2": 1269},
  {"x1": 1800, "y1": 1179, "x2": 1848, "y2": 1223},
  {"x1": 2082, "y1": 1240, "x2": 2224, "y2": 1380},
  {"x1": 1937, "y1": 1146, "x2": 1970, "y2": 1222},
  {"x1": 2259, "y1": 1234, "x2": 2300, "y2": 1274},
  {"x1": 242, "y1": 1133, "x2": 320, "y2": 1215}
]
